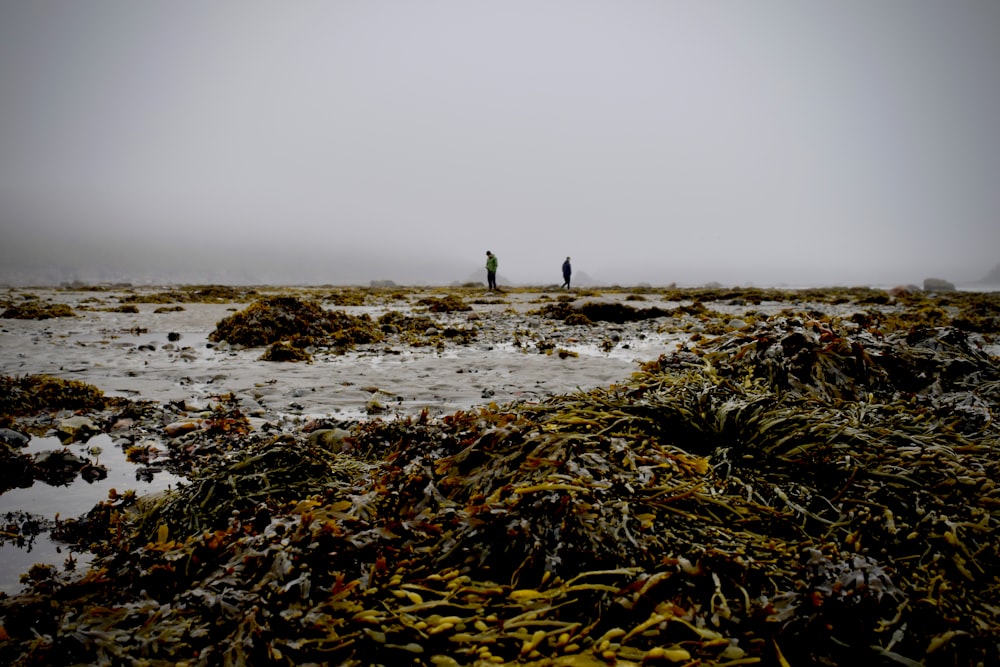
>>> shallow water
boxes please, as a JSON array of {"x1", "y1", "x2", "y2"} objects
[{"x1": 0, "y1": 434, "x2": 183, "y2": 596}]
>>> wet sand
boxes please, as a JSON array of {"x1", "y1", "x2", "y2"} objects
[{"x1": 0, "y1": 288, "x2": 696, "y2": 420}]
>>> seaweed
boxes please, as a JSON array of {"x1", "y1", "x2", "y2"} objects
[
  {"x1": 324, "y1": 289, "x2": 369, "y2": 307},
  {"x1": 208, "y1": 296, "x2": 381, "y2": 350},
  {"x1": 2, "y1": 292, "x2": 1000, "y2": 666},
  {"x1": 416, "y1": 294, "x2": 472, "y2": 313},
  {"x1": 121, "y1": 285, "x2": 258, "y2": 304},
  {"x1": 1, "y1": 301, "x2": 76, "y2": 319},
  {"x1": 0, "y1": 375, "x2": 106, "y2": 418},
  {"x1": 260, "y1": 341, "x2": 312, "y2": 362}
]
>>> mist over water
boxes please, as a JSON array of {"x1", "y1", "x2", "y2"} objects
[{"x1": 1, "y1": 232, "x2": 994, "y2": 290}]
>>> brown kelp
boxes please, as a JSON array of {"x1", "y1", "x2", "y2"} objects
[
  {"x1": 120, "y1": 285, "x2": 259, "y2": 304},
  {"x1": 1, "y1": 317, "x2": 998, "y2": 665},
  {"x1": 209, "y1": 296, "x2": 382, "y2": 350},
  {"x1": 0, "y1": 375, "x2": 106, "y2": 421},
  {"x1": 1, "y1": 301, "x2": 76, "y2": 319},
  {"x1": 260, "y1": 341, "x2": 313, "y2": 362},
  {"x1": 416, "y1": 294, "x2": 473, "y2": 313}
]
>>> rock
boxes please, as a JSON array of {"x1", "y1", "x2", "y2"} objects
[
  {"x1": 164, "y1": 420, "x2": 203, "y2": 437},
  {"x1": 0, "y1": 428, "x2": 29, "y2": 448},
  {"x1": 923, "y1": 277, "x2": 956, "y2": 292},
  {"x1": 306, "y1": 428, "x2": 353, "y2": 453},
  {"x1": 238, "y1": 396, "x2": 266, "y2": 417},
  {"x1": 888, "y1": 285, "x2": 920, "y2": 297},
  {"x1": 369, "y1": 280, "x2": 398, "y2": 288},
  {"x1": 80, "y1": 462, "x2": 108, "y2": 483},
  {"x1": 56, "y1": 416, "x2": 99, "y2": 442},
  {"x1": 33, "y1": 448, "x2": 88, "y2": 485},
  {"x1": 246, "y1": 418, "x2": 273, "y2": 432},
  {"x1": 727, "y1": 318, "x2": 750, "y2": 330},
  {"x1": 111, "y1": 418, "x2": 135, "y2": 431}
]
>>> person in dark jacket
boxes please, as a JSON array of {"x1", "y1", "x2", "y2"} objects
[
  {"x1": 485, "y1": 251, "x2": 498, "y2": 290},
  {"x1": 561, "y1": 257, "x2": 572, "y2": 289}
]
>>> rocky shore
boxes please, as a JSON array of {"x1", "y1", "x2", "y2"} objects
[{"x1": 2, "y1": 284, "x2": 999, "y2": 665}]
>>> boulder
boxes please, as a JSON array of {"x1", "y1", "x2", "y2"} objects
[
  {"x1": 923, "y1": 277, "x2": 956, "y2": 292},
  {"x1": 888, "y1": 284, "x2": 921, "y2": 297}
]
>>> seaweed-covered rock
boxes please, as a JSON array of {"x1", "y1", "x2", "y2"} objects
[
  {"x1": 209, "y1": 296, "x2": 329, "y2": 346},
  {"x1": 260, "y1": 341, "x2": 312, "y2": 362},
  {"x1": 377, "y1": 310, "x2": 438, "y2": 334},
  {"x1": 536, "y1": 300, "x2": 672, "y2": 323},
  {"x1": 1, "y1": 301, "x2": 76, "y2": 319},
  {"x1": 416, "y1": 294, "x2": 472, "y2": 312},
  {"x1": 324, "y1": 310, "x2": 381, "y2": 348},
  {"x1": 208, "y1": 296, "x2": 381, "y2": 349},
  {"x1": 32, "y1": 448, "x2": 90, "y2": 486},
  {"x1": 0, "y1": 375, "x2": 106, "y2": 418},
  {"x1": 121, "y1": 285, "x2": 256, "y2": 304}
]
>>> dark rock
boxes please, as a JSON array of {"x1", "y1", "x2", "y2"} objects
[
  {"x1": 0, "y1": 428, "x2": 29, "y2": 448},
  {"x1": 33, "y1": 448, "x2": 87, "y2": 486},
  {"x1": 923, "y1": 277, "x2": 956, "y2": 292}
]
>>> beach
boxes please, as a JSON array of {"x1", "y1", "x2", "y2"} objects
[
  {"x1": 2, "y1": 284, "x2": 999, "y2": 665},
  {"x1": 1, "y1": 285, "x2": 696, "y2": 595}
]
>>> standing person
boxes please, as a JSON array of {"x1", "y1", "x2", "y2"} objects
[
  {"x1": 485, "y1": 250, "x2": 498, "y2": 290},
  {"x1": 561, "y1": 256, "x2": 572, "y2": 289}
]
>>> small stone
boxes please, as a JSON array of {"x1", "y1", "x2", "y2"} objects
[
  {"x1": 57, "y1": 416, "x2": 99, "y2": 442},
  {"x1": 307, "y1": 428, "x2": 353, "y2": 453}
]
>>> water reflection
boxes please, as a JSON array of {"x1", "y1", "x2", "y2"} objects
[{"x1": 0, "y1": 433, "x2": 183, "y2": 595}]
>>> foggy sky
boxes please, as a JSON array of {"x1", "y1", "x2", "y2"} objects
[{"x1": 2, "y1": 1, "x2": 999, "y2": 287}]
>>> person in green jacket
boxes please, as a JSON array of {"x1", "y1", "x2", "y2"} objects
[{"x1": 485, "y1": 250, "x2": 498, "y2": 290}]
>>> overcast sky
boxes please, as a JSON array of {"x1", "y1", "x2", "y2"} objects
[{"x1": 2, "y1": 1, "x2": 998, "y2": 287}]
